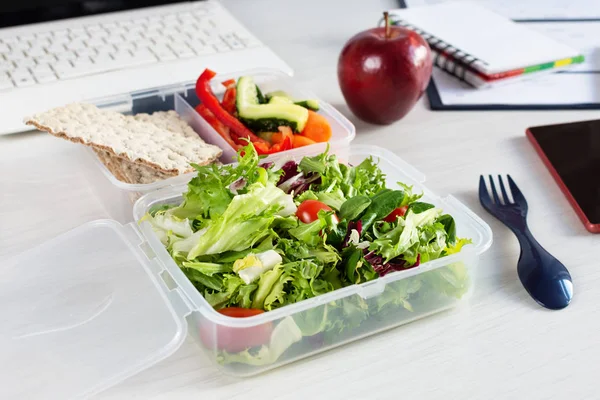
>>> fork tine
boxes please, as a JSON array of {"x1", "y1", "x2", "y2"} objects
[
  {"x1": 478, "y1": 175, "x2": 492, "y2": 207},
  {"x1": 507, "y1": 175, "x2": 527, "y2": 206},
  {"x1": 498, "y1": 175, "x2": 511, "y2": 204},
  {"x1": 488, "y1": 175, "x2": 501, "y2": 204}
]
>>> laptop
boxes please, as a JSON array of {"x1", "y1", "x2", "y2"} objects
[{"x1": 0, "y1": 0, "x2": 292, "y2": 135}]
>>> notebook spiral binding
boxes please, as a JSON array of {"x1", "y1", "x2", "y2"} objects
[{"x1": 386, "y1": 15, "x2": 486, "y2": 83}]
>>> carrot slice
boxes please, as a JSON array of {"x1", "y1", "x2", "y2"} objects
[
  {"x1": 300, "y1": 110, "x2": 332, "y2": 143},
  {"x1": 292, "y1": 134, "x2": 317, "y2": 148}
]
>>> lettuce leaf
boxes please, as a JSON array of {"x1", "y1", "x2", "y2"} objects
[{"x1": 187, "y1": 185, "x2": 295, "y2": 258}]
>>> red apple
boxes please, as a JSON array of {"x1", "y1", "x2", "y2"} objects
[{"x1": 337, "y1": 12, "x2": 433, "y2": 125}]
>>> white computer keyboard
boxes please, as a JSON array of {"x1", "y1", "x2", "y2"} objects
[{"x1": 0, "y1": 3, "x2": 261, "y2": 91}]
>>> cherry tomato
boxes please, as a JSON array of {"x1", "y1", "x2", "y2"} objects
[
  {"x1": 218, "y1": 307, "x2": 265, "y2": 318},
  {"x1": 383, "y1": 205, "x2": 408, "y2": 222},
  {"x1": 296, "y1": 200, "x2": 338, "y2": 224},
  {"x1": 199, "y1": 307, "x2": 273, "y2": 353}
]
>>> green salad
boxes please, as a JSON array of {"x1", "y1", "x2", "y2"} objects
[{"x1": 143, "y1": 144, "x2": 472, "y2": 365}]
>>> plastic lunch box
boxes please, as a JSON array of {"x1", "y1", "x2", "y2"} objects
[
  {"x1": 2, "y1": 70, "x2": 493, "y2": 399},
  {"x1": 82, "y1": 68, "x2": 355, "y2": 223}
]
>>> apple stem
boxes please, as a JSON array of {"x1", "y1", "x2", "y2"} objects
[{"x1": 383, "y1": 11, "x2": 390, "y2": 39}]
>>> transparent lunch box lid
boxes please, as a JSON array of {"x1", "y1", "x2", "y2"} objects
[
  {"x1": 0, "y1": 145, "x2": 493, "y2": 399},
  {"x1": 0, "y1": 219, "x2": 190, "y2": 399}
]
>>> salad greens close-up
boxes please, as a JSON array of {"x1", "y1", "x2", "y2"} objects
[{"x1": 143, "y1": 143, "x2": 472, "y2": 366}]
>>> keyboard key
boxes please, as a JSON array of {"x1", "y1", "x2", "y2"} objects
[
  {"x1": 69, "y1": 27, "x2": 86, "y2": 36},
  {"x1": 59, "y1": 48, "x2": 78, "y2": 61},
  {"x1": 16, "y1": 59, "x2": 36, "y2": 68},
  {"x1": 112, "y1": 27, "x2": 127, "y2": 36},
  {"x1": 5, "y1": 51, "x2": 26, "y2": 61},
  {"x1": 130, "y1": 48, "x2": 158, "y2": 64},
  {"x1": 189, "y1": 42, "x2": 216, "y2": 56},
  {"x1": 65, "y1": 40, "x2": 86, "y2": 51},
  {"x1": 87, "y1": 24, "x2": 103, "y2": 33},
  {"x1": 32, "y1": 67, "x2": 57, "y2": 83},
  {"x1": 151, "y1": 45, "x2": 177, "y2": 61},
  {"x1": 128, "y1": 26, "x2": 145, "y2": 35},
  {"x1": 134, "y1": 38, "x2": 154, "y2": 48},
  {"x1": 27, "y1": 46, "x2": 46, "y2": 58},
  {"x1": 144, "y1": 30, "x2": 161, "y2": 39},
  {"x1": 35, "y1": 32, "x2": 53, "y2": 40},
  {"x1": 95, "y1": 45, "x2": 115, "y2": 56},
  {"x1": 0, "y1": 62, "x2": 14, "y2": 73},
  {"x1": 170, "y1": 34, "x2": 190, "y2": 45},
  {"x1": 0, "y1": 43, "x2": 9, "y2": 53},
  {"x1": 117, "y1": 20, "x2": 135, "y2": 29},
  {"x1": 76, "y1": 48, "x2": 95, "y2": 58},
  {"x1": 12, "y1": 41, "x2": 31, "y2": 51},
  {"x1": 34, "y1": 54, "x2": 56, "y2": 64},
  {"x1": 70, "y1": 31, "x2": 90, "y2": 42},
  {"x1": 112, "y1": 50, "x2": 133, "y2": 61},
  {"x1": 91, "y1": 29, "x2": 109, "y2": 38},
  {"x1": 114, "y1": 42, "x2": 136, "y2": 52},
  {"x1": 86, "y1": 37, "x2": 104, "y2": 48},
  {"x1": 11, "y1": 70, "x2": 36, "y2": 87},
  {"x1": 212, "y1": 42, "x2": 230, "y2": 52},
  {"x1": 52, "y1": 61, "x2": 75, "y2": 78},
  {"x1": 163, "y1": 27, "x2": 180, "y2": 37},
  {"x1": 20, "y1": 34, "x2": 36, "y2": 42},
  {"x1": 102, "y1": 22, "x2": 118, "y2": 30},
  {"x1": 90, "y1": 54, "x2": 113, "y2": 64},
  {"x1": 106, "y1": 35, "x2": 124, "y2": 45},
  {"x1": 221, "y1": 34, "x2": 245, "y2": 50},
  {"x1": 169, "y1": 43, "x2": 195, "y2": 58},
  {"x1": 72, "y1": 59, "x2": 93, "y2": 69},
  {"x1": 236, "y1": 34, "x2": 262, "y2": 48},
  {"x1": 126, "y1": 32, "x2": 143, "y2": 42},
  {"x1": 46, "y1": 43, "x2": 67, "y2": 54},
  {"x1": 52, "y1": 34, "x2": 70, "y2": 45},
  {"x1": 2, "y1": 37, "x2": 18, "y2": 45}
]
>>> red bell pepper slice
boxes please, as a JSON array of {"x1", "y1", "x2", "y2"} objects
[
  {"x1": 195, "y1": 69, "x2": 266, "y2": 145},
  {"x1": 221, "y1": 78, "x2": 236, "y2": 88},
  {"x1": 221, "y1": 85, "x2": 237, "y2": 115},
  {"x1": 195, "y1": 104, "x2": 241, "y2": 150}
]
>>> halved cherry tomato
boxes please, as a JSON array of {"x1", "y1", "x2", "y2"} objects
[
  {"x1": 218, "y1": 307, "x2": 264, "y2": 318},
  {"x1": 199, "y1": 307, "x2": 273, "y2": 353},
  {"x1": 383, "y1": 205, "x2": 408, "y2": 222},
  {"x1": 296, "y1": 200, "x2": 338, "y2": 224}
]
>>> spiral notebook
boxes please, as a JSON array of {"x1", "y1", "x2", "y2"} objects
[{"x1": 388, "y1": 1, "x2": 585, "y2": 88}]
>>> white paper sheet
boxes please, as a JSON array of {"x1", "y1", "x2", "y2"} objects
[
  {"x1": 403, "y1": 0, "x2": 600, "y2": 20},
  {"x1": 527, "y1": 22, "x2": 600, "y2": 72},
  {"x1": 434, "y1": 68, "x2": 600, "y2": 105}
]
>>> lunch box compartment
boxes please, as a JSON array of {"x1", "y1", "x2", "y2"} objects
[
  {"x1": 131, "y1": 145, "x2": 493, "y2": 377},
  {"x1": 85, "y1": 69, "x2": 355, "y2": 223}
]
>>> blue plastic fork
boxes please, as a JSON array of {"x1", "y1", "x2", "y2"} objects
[{"x1": 479, "y1": 175, "x2": 573, "y2": 310}]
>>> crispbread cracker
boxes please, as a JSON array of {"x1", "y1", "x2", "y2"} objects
[
  {"x1": 25, "y1": 103, "x2": 222, "y2": 175},
  {"x1": 93, "y1": 148, "x2": 177, "y2": 184}
]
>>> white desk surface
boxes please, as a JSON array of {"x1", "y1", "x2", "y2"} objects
[{"x1": 2, "y1": 0, "x2": 600, "y2": 399}]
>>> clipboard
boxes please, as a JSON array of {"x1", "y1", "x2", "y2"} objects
[{"x1": 397, "y1": 0, "x2": 600, "y2": 111}]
